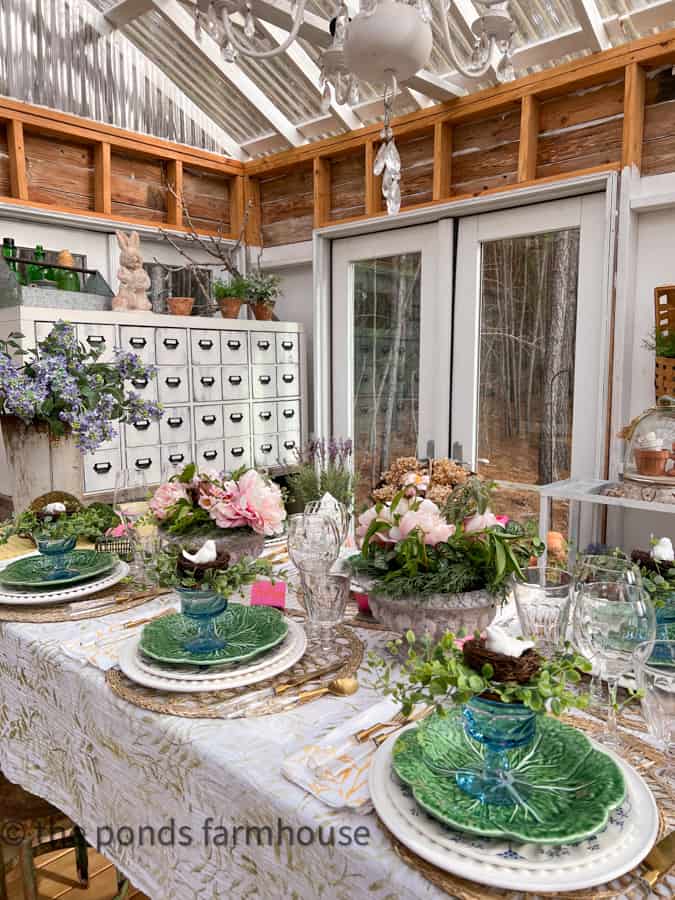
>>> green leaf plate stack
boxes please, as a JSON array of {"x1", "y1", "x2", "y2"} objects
[{"x1": 0, "y1": 550, "x2": 116, "y2": 588}]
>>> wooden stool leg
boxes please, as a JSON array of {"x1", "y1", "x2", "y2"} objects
[
  {"x1": 18, "y1": 836, "x2": 37, "y2": 900},
  {"x1": 73, "y1": 826, "x2": 89, "y2": 887},
  {"x1": 0, "y1": 846, "x2": 9, "y2": 900}
]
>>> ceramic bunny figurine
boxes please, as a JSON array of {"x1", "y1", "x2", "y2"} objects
[{"x1": 111, "y1": 230, "x2": 152, "y2": 312}]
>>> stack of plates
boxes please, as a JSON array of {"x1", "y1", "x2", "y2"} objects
[
  {"x1": 118, "y1": 603, "x2": 307, "y2": 692},
  {"x1": 369, "y1": 710, "x2": 659, "y2": 893},
  {"x1": 0, "y1": 551, "x2": 129, "y2": 606}
]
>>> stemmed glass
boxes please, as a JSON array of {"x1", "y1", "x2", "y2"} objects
[
  {"x1": 632, "y1": 639, "x2": 674, "y2": 785},
  {"x1": 304, "y1": 498, "x2": 350, "y2": 548},
  {"x1": 573, "y1": 581, "x2": 656, "y2": 749},
  {"x1": 113, "y1": 468, "x2": 149, "y2": 576},
  {"x1": 287, "y1": 513, "x2": 343, "y2": 646}
]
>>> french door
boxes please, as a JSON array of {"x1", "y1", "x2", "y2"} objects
[{"x1": 332, "y1": 223, "x2": 453, "y2": 506}]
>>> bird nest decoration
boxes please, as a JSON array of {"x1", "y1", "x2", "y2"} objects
[{"x1": 462, "y1": 637, "x2": 542, "y2": 685}]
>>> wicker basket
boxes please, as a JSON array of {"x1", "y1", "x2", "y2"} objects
[{"x1": 654, "y1": 285, "x2": 675, "y2": 399}]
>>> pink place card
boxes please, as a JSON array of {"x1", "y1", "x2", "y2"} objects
[
  {"x1": 250, "y1": 580, "x2": 287, "y2": 610},
  {"x1": 353, "y1": 592, "x2": 370, "y2": 615}
]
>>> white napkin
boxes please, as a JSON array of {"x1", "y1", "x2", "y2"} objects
[{"x1": 282, "y1": 698, "x2": 400, "y2": 812}]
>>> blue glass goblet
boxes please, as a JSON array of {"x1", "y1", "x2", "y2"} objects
[
  {"x1": 177, "y1": 588, "x2": 228, "y2": 654},
  {"x1": 34, "y1": 534, "x2": 77, "y2": 580}
]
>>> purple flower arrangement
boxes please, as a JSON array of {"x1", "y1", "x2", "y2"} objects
[{"x1": 0, "y1": 321, "x2": 162, "y2": 452}]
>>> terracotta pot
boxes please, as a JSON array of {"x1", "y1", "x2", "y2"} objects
[
  {"x1": 634, "y1": 448, "x2": 671, "y2": 477},
  {"x1": 218, "y1": 296, "x2": 243, "y2": 318},
  {"x1": 251, "y1": 302, "x2": 275, "y2": 321},
  {"x1": 167, "y1": 296, "x2": 194, "y2": 316}
]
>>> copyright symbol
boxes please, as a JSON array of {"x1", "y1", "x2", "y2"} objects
[{"x1": 1, "y1": 820, "x2": 25, "y2": 845}]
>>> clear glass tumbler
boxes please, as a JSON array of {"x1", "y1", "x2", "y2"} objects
[{"x1": 513, "y1": 567, "x2": 573, "y2": 657}]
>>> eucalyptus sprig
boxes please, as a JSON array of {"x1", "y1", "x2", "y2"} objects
[{"x1": 366, "y1": 630, "x2": 592, "y2": 717}]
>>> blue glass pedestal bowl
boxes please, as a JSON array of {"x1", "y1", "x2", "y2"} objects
[
  {"x1": 177, "y1": 588, "x2": 228, "y2": 654},
  {"x1": 34, "y1": 534, "x2": 78, "y2": 580}
]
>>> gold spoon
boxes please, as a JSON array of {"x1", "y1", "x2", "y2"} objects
[{"x1": 297, "y1": 676, "x2": 359, "y2": 704}]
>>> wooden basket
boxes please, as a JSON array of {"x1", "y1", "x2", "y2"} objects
[{"x1": 654, "y1": 285, "x2": 675, "y2": 399}]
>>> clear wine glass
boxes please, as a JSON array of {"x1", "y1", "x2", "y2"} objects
[
  {"x1": 113, "y1": 468, "x2": 149, "y2": 576},
  {"x1": 633, "y1": 639, "x2": 675, "y2": 786},
  {"x1": 287, "y1": 513, "x2": 340, "y2": 574},
  {"x1": 574, "y1": 581, "x2": 656, "y2": 749},
  {"x1": 304, "y1": 498, "x2": 350, "y2": 548}
]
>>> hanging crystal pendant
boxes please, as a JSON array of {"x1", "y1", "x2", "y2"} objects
[
  {"x1": 194, "y1": 9, "x2": 202, "y2": 41},
  {"x1": 348, "y1": 76, "x2": 360, "y2": 107},
  {"x1": 384, "y1": 140, "x2": 401, "y2": 174},
  {"x1": 373, "y1": 141, "x2": 387, "y2": 176},
  {"x1": 496, "y1": 49, "x2": 515, "y2": 83},
  {"x1": 335, "y1": 72, "x2": 348, "y2": 106},
  {"x1": 222, "y1": 41, "x2": 238, "y2": 62},
  {"x1": 244, "y1": 11, "x2": 256, "y2": 39},
  {"x1": 321, "y1": 81, "x2": 331, "y2": 114},
  {"x1": 207, "y1": 1, "x2": 217, "y2": 32}
]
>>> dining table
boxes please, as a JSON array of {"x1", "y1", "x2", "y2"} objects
[{"x1": 0, "y1": 537, "x2": 672, "y2": 900}]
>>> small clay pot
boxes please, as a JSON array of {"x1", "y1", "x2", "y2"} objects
[
  {"x1": 251, "y1": 301, "x2": 275, "y2": 321},
  {"x1": 167, "y1": 296, "x2": 194, "y2": 316},
  {"x1": 218, "y1": 296, "x2": 243, "y2": 318},
  {"x1": 634, "y1": 448, "x2": 670, "y2": 477}
]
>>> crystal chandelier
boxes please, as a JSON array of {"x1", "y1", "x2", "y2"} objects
[{"x1": 194, "y1": 0, "x2": 518, "y2": 214}]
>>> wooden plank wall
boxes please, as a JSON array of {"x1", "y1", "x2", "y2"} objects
[{"x1": 259, "y1": 162, "x2": 314, "y2": 246}]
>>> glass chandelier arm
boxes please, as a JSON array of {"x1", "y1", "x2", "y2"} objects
[
  {"x1": 435, "y1": 0, "x2": 494, "y2": 79},
  {"x1": 219, "y1": 0, "x2": 310, "y2": 59}
]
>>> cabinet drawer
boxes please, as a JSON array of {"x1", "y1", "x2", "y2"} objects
[
  {"x1": 77, "y1": 323, "x2": 117, "y2": 362},
  {"x1": 158, "y1": 366, "x2": 190, "y2": 404},
  {"x1": 193, "y1": 366, "x2": 223, "y2": 402},
  {"x1": 221, "y1": 331, "x2": 248, "y2": 365},
  {"x1": 223, "y1": 403, "x2": 250, "y2": 438},
  {"x1": 253, "y1": 402, "x2": 277, "y2": 435},
  {"x1": 252, "y1": 365, "x2": 276, "y2": 400},
  {"x1": 224, "y1": 437, "x2": 251, "y2": 471},
  {"x1": 119, "y1": 326, "x2": 155, "y2": 364},
  {"x1": 161, "y1": 443, "x2": 192, "y2": 475},
  {"x1": 83, "y1": 449, "x2": 121, "y2": 494},
  {"x1": 194, "y1": 404, "x2": 224, "y2": 441},
  {"x1": 277, "y1": 365, "x2": 299, "y2": 397},
  {"x1": 222, "y1": 366, "x2": 250, "y2": 401},
  {"x1": 277, "y1": 400, "x2": 300, "y2": 432},
  {"x1": 127, "y1": 373, "x2": 158, "y2": 404},
  {"x1": 191, "y1": 330, "x2": 221, "y2": 365},
  {"x1": 278, "y1": 432, "x2": 301, "y2": 466},
  {"x1": 159, "y1": 406, "x2": 191, "y2": 444},
  {"x1": 276, "y1": 333, "x2": 299, "y2": 364},
  {"x1": 156, "y1": 328, "x2": 188, "y2": 366},
  {"x1": 125, "y1": 445, "x2": 161, "y2": 484},
  {"x1": 125, "y1": 418, "x2": 160, "y2": 448},
  {"x1": 253, "y1": 435, "x2": 279, "y2": 468},
  {"x1": 251, "y1": 332, "x2": 277, "y2": 364},
  {"x1": 196, "y1": 440, "x2": 224, "y2": 469}
]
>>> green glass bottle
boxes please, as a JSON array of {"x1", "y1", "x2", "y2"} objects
[
  {"x1": 55, "y1": 250, "x2": 80, "y2": 292},
  {"x1": 26, "y1": 244, "x2": 47, "y2": 284},
  {"x1": 2, "y1": 238, "x2": 19, "y2": 283}
]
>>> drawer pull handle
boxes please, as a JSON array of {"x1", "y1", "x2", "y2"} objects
[
  {"x1": 259, "y1": 411, "x2": 272, "y2": 421},
  {"x1": 93, "y1": 462, "x2": 112, "y2": 474},
  {"x1": 165, "y1": 377, "x2": 181, "y2": 387},
  {"x1": 163, "y1": 338, "x2": 179, "y2": 349},
  {"x1": 261, "y1": 443, "x2": 273, "y2": 453},
  {"x1": 282, "y1": 374, "x2": 294, "y2": 384},
  {"x1": 257, "y1": 340, "x2": 270, "y2": 350},
  {"x1": 231, "y1": 447, "x2": 245, "y2": 457},
  {"x1": 169, "y1": 453, "x2": 185, "y2": 463},
  {"x1": 228, "y1": 375, "x2": 242, "y2": 385},
  {"x1": 86, "y1": 335, "x2": 105, "y2": 345},
  {"x1": 198, "y1": 339, "x2": 214, "y2": 350},
  {"x1": 284, "y1": 440, "x2": 296, "y2": 450},
  {"x1": 200, "y1": 376, "x2": 215, "y2": 387},
  {"x1": 259, "y1": 375, "x2": 271, "y2": 385},
  {"x1": 230, "y1": 413, "x2": 244, "y2": 423},
  {"x1": 131, "y1": 376, "x2": 148, "y2": 388},
  {"x1": 282, "y1": 409, "x2": 295, "y2": 419},
  {"x1": 134, "y1": 420, "x2": 150, "y2": 431},
  {"x1": 202, "y1": 415, "x2": 217, "y2": 425},
  {"x1": 227, "y1": 339, "x2": 241, "y2": 350},
  {"x1": 129, "y1": 337, "x2": 147, "y2": 348},
  {"x1": 281, "y1": 340, "x2": 293, "y2": 350},
  {"x1": 203, "y1": 450, "x2": 218, "y2": 461},
  {"x1": 135, "y1": 458, "x2": 152, "y2": 469},
  {"x1": 168, "y1": 416, "x2": 183, "y2": 428}
]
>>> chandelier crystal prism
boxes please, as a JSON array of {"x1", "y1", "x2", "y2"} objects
[{"x1": 195, "y1": 0, "x2": 518, "y2": 215}]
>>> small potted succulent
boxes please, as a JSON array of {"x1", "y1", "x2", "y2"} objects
[
  {"x1": 246, "y1": 271, "x2": 282, "y2": 321},
  {"x1": 214, "y1": 275, "x2": 249, "y2": 319}
]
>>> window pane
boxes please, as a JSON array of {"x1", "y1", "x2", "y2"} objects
[
  {"x1": 353, "y1": 253, "x2": 421, "y2": 507},
  {"x1": 476, "y1": 229, "x2": 580, "y2": 518}
]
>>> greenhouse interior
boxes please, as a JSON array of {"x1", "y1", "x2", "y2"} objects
[{"x1": 0, "y1": 1, "x2": 674, "y2": 898}]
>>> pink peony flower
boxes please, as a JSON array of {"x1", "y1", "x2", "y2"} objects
[
  {"x1": 402, "y1": 471, "x2": 430, "y2": 497},
  {"x1": 495, "y1": 514, "x2": 509, "y2": 526},
  {"x1": 397, "y1": 499, "x2": 455, "y2": 546},
  {"x1": 149, "y1": 481, "x2": 188, "y2": 521},
  {"x1": 356, "y1": 501, "x2": 402, "y2": 545},
  {"x1": 231, "y1": 469, "x2": 286, "y2": 536},
  {"x1": 463, "y1": 510, "x2": 500, "y2": 533},
  {"x1": 106, "y1": 521, "x2": 132, "y2": 537}
]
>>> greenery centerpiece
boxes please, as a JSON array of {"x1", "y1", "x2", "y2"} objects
[
  {"x1": 0, "y1": 497, "x2": 120, "y2": 546},
  {"x1": 287, "y1": 437, "x2": 356, "y2": 512}
]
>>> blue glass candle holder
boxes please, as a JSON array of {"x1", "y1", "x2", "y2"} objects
[
  {"x1": 34, "y1": 534, "x2": 78, "y2": 580},
  {"x1": 177, "y1": 588, "x2": 228, "y2": 654}
]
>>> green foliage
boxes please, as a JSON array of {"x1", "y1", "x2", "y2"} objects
[
  {"x1": 644, "y1": 328, "x2": 675, "y2": 359},
  {"x1": 246, "y1": 271, "x2": 282, "y2": 307},
  {"x1": 442, "y1": 476, "x2": 497, "y2": 525},
  {"x1": 287, "y1": 437, "x2": 356, "y2": 511},
  {"x1": 147, "y1": 544, "x2": 275, "y2": 596},
  {"x1": 0, "y1": 503, "x2": 120, "y2": 544},
  {"x1": 366, "y1": 631, "x2": 592, "y2": 717},
  {"x1": 213, "y1": 275, "x2": 250, "y2": 300}
]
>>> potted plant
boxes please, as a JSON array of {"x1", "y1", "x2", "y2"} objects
[
  {"x1": 287, "y1": 437, "x2": 357, "y2": 513},
  {"x1": 349, "y1": 477, "x2": 544, "y2": 642},
  {"x1": 214, "y1": 275, "x2": 249, "y2": 319},
  {"x1": 0, "y1": 322, "x2": 162, "y2": 510},
  {"x1": 167, "y1": 296, "x2": 194, "y2": 316},
  {"x1": 246, "y1": 271, "x2": 282, "y2": 321}
]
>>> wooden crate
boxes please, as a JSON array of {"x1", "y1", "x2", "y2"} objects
[{"x1": 654, "y1": 285, "x2": 675, "y2": 399}]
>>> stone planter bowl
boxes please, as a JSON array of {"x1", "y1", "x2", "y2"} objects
[{"x1": 367, "y1": 589, "x2": 497, "y2": 644}]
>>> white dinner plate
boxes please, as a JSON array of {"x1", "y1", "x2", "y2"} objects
[
  {"x1": 0, "y1": 553, "x2": 130, "y2": 606},
  {"x1": 118, "y1": 618, "x2": 307, "y2": 692},
  {"x1": 369, "y1": 725, "x2": 658, "y2": 893}
]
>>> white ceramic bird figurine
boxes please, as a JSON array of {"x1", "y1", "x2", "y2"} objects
[
  {"x1": 485, "y1": 625, "x2": 534, "y2": 658},
  {"x1": 182, "y1": 540, "x2": 218, "y2": 565}
]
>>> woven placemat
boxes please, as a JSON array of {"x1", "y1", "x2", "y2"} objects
[
  {"x1": 105, "y1": 624, "x2": 364, "y2": 719},
  {"x1": 382, "y1": 715, "x2": 674, "y2": 900},
  {"x1": 0, "y1": 587, "x2": 171, "y2": 623}
]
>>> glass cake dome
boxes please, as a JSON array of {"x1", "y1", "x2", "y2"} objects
[{"x1": 624, "y1": 397, "x2": 675, "y2": 482}]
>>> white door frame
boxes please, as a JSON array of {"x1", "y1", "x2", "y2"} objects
[{"x1": 313, "y1": 170, "x2": 618, "y2": 449}]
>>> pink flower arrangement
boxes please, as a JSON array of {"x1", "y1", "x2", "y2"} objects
[
  {"x1": 149, "y1": 481, "x2": 189, "y2": 521},
  {"x1": 356, "y1": 496, "x2": 455, "y2": 547}
]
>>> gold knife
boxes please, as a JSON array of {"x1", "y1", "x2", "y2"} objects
[{"x1": 641, "y1": 830, "x2": 675, "y2": 888}]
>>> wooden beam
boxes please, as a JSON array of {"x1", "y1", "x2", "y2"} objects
[
  {"x1": 313, "y1": 157, "x2": 330, "y2": 228},
  {"x1": 244, "y1": 176, "x2": 262, "y2": 246},
  {"x1": 229, "y1": 174, "x2": 244, "y2": 240},
  {"x1": 518, "y1": 95, "x2": 539, "y2": 183},
  {"x1": 433, "y1": 121, "x2": 452, "y2": 201},
  {"x1": 6, "y1": 120, "x2": 28, "y2": 201},
  {"x1": 622, "y1": 62, "x2": 646, "y2": 171},
  {"x1": 166, "y1": 159, "x2": 183, "y2": 227},
  {"x1": 365, "y1": 141, "x2": 383, "y2": 217},
  {"x1": 94, "y1": 141, "x2": 112, "y2": 215}
]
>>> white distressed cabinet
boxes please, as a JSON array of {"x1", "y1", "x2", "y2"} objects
[{"x1": 0, "y1": 306, "x2": 306, "y2": 500}]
